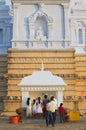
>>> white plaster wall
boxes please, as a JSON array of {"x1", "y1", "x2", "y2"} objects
[
  {"x1": 18, "y1": 5, "x2": 35, "y2": 40},
  {"x1": 43, "y1": 5, "x2": 62, "y2": 40},
  {"x1": 13, "y1": 4, "x2": 64, "y2": 41},
  {"x1": 69, "y1": 0, "x2": 86, "y2": 53}
]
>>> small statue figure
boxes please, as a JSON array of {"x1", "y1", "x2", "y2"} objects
[{"x1": 36, "y1": 26, "x2": 46, "y2": 41}]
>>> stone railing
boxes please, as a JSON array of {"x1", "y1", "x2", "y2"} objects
[{"x1": 12, "y1": 40, "x2": 70, "y2": 49}]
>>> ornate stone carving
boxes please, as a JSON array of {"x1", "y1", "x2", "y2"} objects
[
  {"x1": 35, "y1": 26, "x2": 46, "y2": 41},
  {"x1": 27, "y1": 3, "x2": 53, "y2": 42}
]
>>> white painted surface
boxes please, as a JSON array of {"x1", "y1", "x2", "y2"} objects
[
  {"x1": 1, "y1": 0, "x2": 85, "y2": 53},
  {"x1": 18, "y1": 70, "x2": 66, "y2": 86},
  {"x1": 22, "y1": 91, "x2": 29, "y2": 108},
  {"x1": 57, "y1": 91, "x2": 64, "y2": 107}
]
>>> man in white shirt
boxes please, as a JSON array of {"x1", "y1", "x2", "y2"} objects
[
  {"x1": 50, "y1": 96, "x2": 57, "y2": 124},
  {"x1": 46, "y1": 100, "x2": 54, "y2": 127}
]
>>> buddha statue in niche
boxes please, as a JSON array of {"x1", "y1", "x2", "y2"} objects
[{"x1": 36, "y1": 26, "x2": 46, "y2": 41}]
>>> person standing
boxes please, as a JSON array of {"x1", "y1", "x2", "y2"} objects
[
  {"x1": 43, "y1": 94, "x2": 49, "y2": 118},
  {"x1": 32, "y1": 99, "x2": 37, "y2": 116},
  {"x1": 46, "y1": 100, "x2": 54, "y2": 127},
  {"x1": 58, "y1": 103, "x2": 64, "y2": 123},
  {"x1": 26, "y1": 97, "x2": 31, "y2": 117},
  {"x1": 36, "y1": 97, "x2": 43, "y2": 118},
  {"x1": 50, "y1": 96, "x2": 57, "y2": 124}
]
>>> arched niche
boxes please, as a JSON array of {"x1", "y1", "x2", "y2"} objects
[
  {"x1": 35, "y1": 15, "x2": 48, "y2": 40},
  {"x1": 78, "y1": 28, "x2": 83, "y2": 44},
  {"x1": 76, "y1": 21, "x2": 86, "y2": 45},
  {"x1": 27, "y1": 3, "x2": 53, "y2": 41}
]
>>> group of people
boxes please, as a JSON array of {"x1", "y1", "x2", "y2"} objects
[
  {"x1": 26, "y1": 95, "x2": 64, "y2": 127},
  {"x1": 32, "y1": 97, "x2": 43, "y2": 115},
  {"x1": 45, "y1": 95, "x2": 64, "y2": 127}
]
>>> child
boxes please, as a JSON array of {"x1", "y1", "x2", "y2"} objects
[{"x1": 58, "y1": 103, "x2": 64, "y2": 123}]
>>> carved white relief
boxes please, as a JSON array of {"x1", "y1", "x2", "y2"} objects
[
  {"x1": 27, "y1": 3, "x2": 53, "y2": 41},
  {"x1": 36, "y1": 26, "x2": 46, "y2": 41}
]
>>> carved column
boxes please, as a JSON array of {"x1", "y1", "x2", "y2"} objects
[
  {"x1": 48, "y1": 21, "x2": 53, "y2": 48},
  {"x1": 29, "y1": 21, "x2": 35, "y2": 40},
  {"x1": 55, "y1": 90, "x2": 64, "y2": 107},
  {"x1": 21, "y1": 91, "x2": 29, "y2": 108},
  {"x1": 63, "y1": 3, "x2": 70, "y2": 41},
  {"x1": 83, "y1": 28, "x2": 85, "y2": 45},
  {"x1": 48, "y1": 22, "x2": 53, "y2": 40},
  {"x1": 71, "y1": 21, "x2": 77, "y2": 45}
]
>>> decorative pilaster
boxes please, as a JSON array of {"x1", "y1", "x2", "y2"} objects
[
  {"x1": 29, "y1": 22, "x2": 35, "y2": 40},
  {"x1": 83, "y1": 29, "x2": 85, "y2": 45},
  {"x1": 56, "y1": 90, "x2": 64, "y2": 107},
  {"x1": 21, "y1": 91, "x2": 29, "y2": 108},
  {"x1": 12, "y1": 3, "x2": 20, "y2": 43},
  {"x1": 48, "y1": 22, "x2": 53, "y2": 40},
  {"x1": 63, "y1": 3, "x2": 70, "y2": 41},
  {"x1": 70, "y1": 21, "x2": 77, "y2": 45}
]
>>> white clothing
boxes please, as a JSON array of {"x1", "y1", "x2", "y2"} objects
[
  {"x1": 32, "y1": 103, "x2": 37, "y2": 115},
  {"x1": 50, "y1": 100, "x2": 56, "y2": 112},
  {"x1": 36, "y1": 103, "x2": 43, "y2": 113},
  {"x1": 54, "y1": 98, "x2": 58, "y2": 110}
]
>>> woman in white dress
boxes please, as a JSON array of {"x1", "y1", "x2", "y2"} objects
[
  {"x1": 32, "y1": 99, "x2": 37, "y2": 115},
  {"x1": 36, "y1": 97, "x2": 43, "y2": 114},
  {"x1": 26, "y1": 97, "x2": 31, "y2": 117}
]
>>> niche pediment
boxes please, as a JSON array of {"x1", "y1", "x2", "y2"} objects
[{"x1": 28, "y1": 3, "x2": 53, "y2": 23}]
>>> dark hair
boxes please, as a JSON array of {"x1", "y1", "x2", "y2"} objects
[
  {"x1": 44, "y1": 95, "x2": 47, "y2": 99},
  {"x1": 33, "y1": 99, "x2": 36, "y2": 104},
  {"x1": 60, "y1": 103, "x2": 63, "y2": 106},
  {"x1": 38, "y1": 97, "x2": 41, "y2": 104},
  {"x1": 27, "y1": 97, "x2": 30, "y2": 105},
  {"x1": 50, "y1": 96, "x2": 54, "y2": 101}
]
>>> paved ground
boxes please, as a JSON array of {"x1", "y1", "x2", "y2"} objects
[{"x1": 0, "y1": 115, "x2": 86, "y2": 130}]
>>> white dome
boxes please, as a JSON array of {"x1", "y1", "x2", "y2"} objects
[{"x1": 18, "y1": 70, "x2": 67, "y2": 86}]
